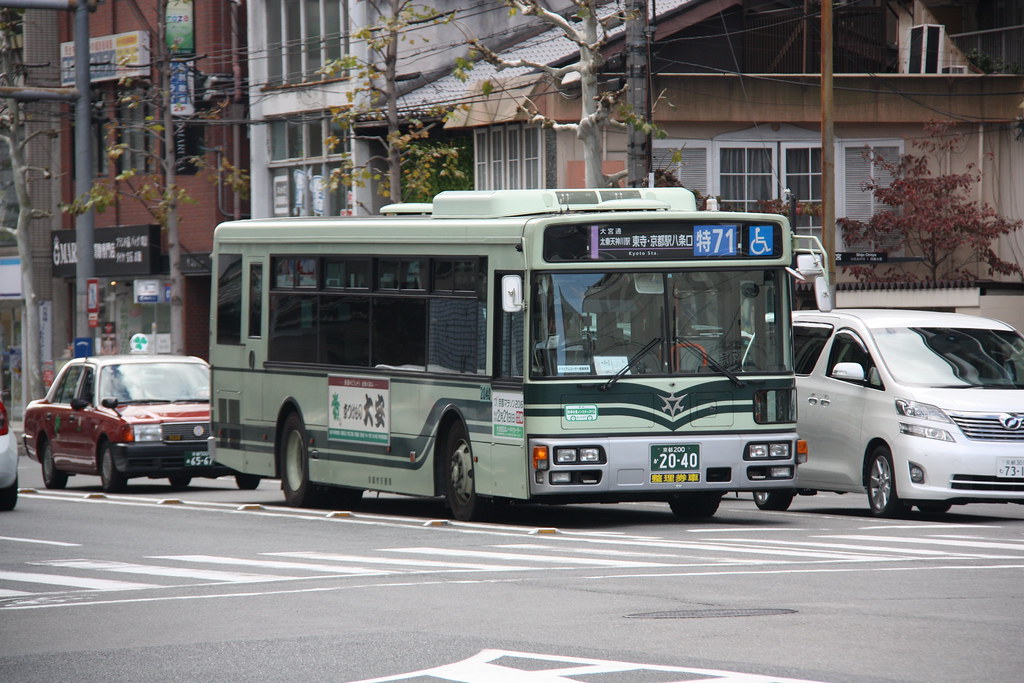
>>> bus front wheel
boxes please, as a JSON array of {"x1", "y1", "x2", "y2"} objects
[
  {"x1": 281, "y1": 412, "x2": 322, "y2": 508},
  {"x1": 444, "y1": 423, "x2": 482, "y2": 521},
  {"x1": 668, "y1": 493, "x2": 721, "y2": 519}
]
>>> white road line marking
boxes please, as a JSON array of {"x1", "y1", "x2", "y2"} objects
[
  {"x1": 0, "y1": 535, "x2": 82, "y2": 547},
  {"x1": 705, "y1": 538, "x2": 1005, "y2": 559},
  {"x1": 346, "y1": 648, "x2": 828, "y2": 683},
  {"x1": 31, "y1": 559, "x2": 297, "y2": 583},
  {"x1": 265, "y1": 550, "x2": 530, "y2": 571},
  {"x1": 0, "y1": 569, "x2": 159, "y2": 591},
  {"x1": 0, "y1": 588, "x2": 36, "y2": 597},
  {"x1": 382, "y1": 547, "x2": 687, "y2": 568},
  {"x1": 149, "y1": 555, "x2": 399, "y2": 575},
  {"x1": 826, "y1": 535, "x2": 1024, "y2": 551}
]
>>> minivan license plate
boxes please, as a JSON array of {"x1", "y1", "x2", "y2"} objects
[
  {"x1": 185, "y1": 452, "x2": 213, "y2": 467},
  {"x1": 997, "y1": 458, "x2": 1024, "y2": 478}
]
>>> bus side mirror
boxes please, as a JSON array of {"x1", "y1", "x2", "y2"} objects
[
  {"x1": 502, "y1": 274, "x2": 524, "y2": 313},
  {"x1": 795, "y1": 254, "x2": 833, "y2": 312}
]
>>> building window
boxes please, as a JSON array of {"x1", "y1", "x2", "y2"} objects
[
  {"x1": 782, "y1": 144, "x2": 821, "y2": 237},
  {"x1": 265, "y1": 0, "x2": 346, "y2": 85},
  {"x1": 116, "y1": 95, "x2": 152, "y2": 174},
  {"x1": 474, "y1": 124, "x2": 543, "y2": 190},
  {"x1": 719, "y1": 147, "x2": 775, "y2": 213},
  {"x1": 268, "y1": 115, "x2": 350, "y2": 216}
]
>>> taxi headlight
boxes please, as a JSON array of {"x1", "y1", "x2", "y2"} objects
[{"x1": 133, "y1": 424, "x2": 163, "y2": 442}]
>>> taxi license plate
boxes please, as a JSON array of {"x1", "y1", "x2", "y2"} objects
[
  {"x1": 650, "y1": 444, "x2": 700, "y2": 484},
  {"x1": 997, "y1": 458, "x2": 1024, "y2": 478},
  {"x1": 185, "y1": 452, "x2": 213, "y2": 467}
]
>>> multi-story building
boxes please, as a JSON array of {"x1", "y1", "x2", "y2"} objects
[
  {"x1": 400, "y1": 0, "x2": 1024, "y2": 326},
  {"x1": 45, "y1": 0, "x2": 250, "y2": 368}
]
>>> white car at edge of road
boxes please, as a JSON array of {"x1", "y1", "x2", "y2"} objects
[
  {"x1": 0, "y1": 399, "x2": 18, "y2": 511},
  {"x1": 755, "y1": 308, "x2": 1024, "y2": 516}
]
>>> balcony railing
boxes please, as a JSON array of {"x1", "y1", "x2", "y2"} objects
[{"x1": 950, "y1": 25, "x2": 1024, "y2": 74}]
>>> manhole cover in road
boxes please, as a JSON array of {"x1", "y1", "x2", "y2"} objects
[{"x1": 625, "y1": 608, "x2": 797, "y2": 619}]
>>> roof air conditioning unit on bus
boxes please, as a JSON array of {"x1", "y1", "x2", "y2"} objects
[{"x1": 905, "y1": 24, "x2": 949, "y2": 74}]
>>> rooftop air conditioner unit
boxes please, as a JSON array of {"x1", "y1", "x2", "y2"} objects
[{"x1": 905, "y1": 24, "x2": 946, "y2": 73}]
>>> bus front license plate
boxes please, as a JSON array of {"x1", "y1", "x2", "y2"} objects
[
  {"x1": 185, "y1": 452, "x2": 213, "y2": 467},
  {"x1": 650, "y1": 444, "x2": 700, "y2": 483}
]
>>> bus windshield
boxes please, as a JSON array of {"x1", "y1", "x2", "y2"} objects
[{"x1": 531, "y1": 269, "x2": 789, "y2": 378}]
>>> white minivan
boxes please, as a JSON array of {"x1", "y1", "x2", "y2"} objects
[{"x1": 754, "y1": 309, "x2": 1024, "y2": 516}]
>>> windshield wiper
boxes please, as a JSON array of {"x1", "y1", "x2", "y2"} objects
[
  {"x1": 599, "y1": 337, "x2": 662, "y2": 391},
  {"x1": 674, "y1": 336, "x2": 746, "y2": 388}
]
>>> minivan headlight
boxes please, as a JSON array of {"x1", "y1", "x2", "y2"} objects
[{"x1": 894, "y1": 399, "x2": 950, "y2": 423}]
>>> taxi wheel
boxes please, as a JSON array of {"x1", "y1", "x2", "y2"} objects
[
  {"x1": 753, "y1": 490, "x2": 794, "y2": 511},
  {"x1": 669, "y1": 493, "x2": 722, "y2": 519},
  {"x1": 866, "y1": 446, "x2": 908, "y2": 518},
  {"x1": 168, "y1": 475, "x2": 192, "y2": 489},
  {"x1": 40, "y1": 439, "x2": 68, "y2": 490},
  {"x1": 235, "y1": 473, "x2": 261, "y2": 490},
  {"x1": 99, "y1": 442, "x2": 127, "y2": 493}
]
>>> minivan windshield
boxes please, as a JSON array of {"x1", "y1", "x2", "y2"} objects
[
  {"x1": 530, "y1": 269, "x2": 790, "y2": 378},
  {"x1": 872, "y1": 326, "x2": 1024, "y2": 388}
]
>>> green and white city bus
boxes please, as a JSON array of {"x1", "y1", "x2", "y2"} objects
[{"x1": 209, "y1": 188, "x2": 830, "y2": 520}]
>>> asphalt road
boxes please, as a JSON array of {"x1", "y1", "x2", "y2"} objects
[{"x1": 3, "y1": 454, "x2": 1024, "y2": 683}]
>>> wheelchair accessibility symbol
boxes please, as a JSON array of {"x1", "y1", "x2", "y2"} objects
[{"x1": 748, "y1": 225, "x2": 773, "y2": 256}]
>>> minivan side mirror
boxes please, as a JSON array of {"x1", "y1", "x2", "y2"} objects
[{"x1": 831, "y1": 362, "x2": 866, "y2": 382}]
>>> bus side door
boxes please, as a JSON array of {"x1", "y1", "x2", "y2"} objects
[{"x1": 485, "y1": 272, "x2": 528, "y2": 499}]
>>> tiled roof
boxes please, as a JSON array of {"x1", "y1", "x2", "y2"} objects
[{"x1": 398, "y1": 0, "x2": 697, "y2": 114}]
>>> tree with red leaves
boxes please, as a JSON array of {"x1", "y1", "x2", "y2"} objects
[{"x1": 838, "y1": 123, "x2": 1023, "y2": 283}]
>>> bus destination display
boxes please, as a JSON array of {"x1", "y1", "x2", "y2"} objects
[{"x1": 543, "y1": 222, "x2": 780, "y2": 262}]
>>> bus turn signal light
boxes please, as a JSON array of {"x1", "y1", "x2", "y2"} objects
[{"x1": 532, "y1": 445, "x2": 549, "y2": 471}]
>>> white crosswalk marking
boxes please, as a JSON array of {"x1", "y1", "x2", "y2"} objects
[
  {"x1": 32, "y1": 559, "x2": 297, "y2": 583},
  {"x1": 0, "y1": 569, "x2": 159, "y2": 591},
  {"x1": 265, "y1": 550, "x2": 530, "y2": 572},
  {"x1": 6, "y1": 529, "x2": 1024, "y2": 604},
  {"x1": 150, "y1": 554, "x2": 398, "y2": 576},
  {"x1": 704, "y1": 538, "x2": 1009, "y2": 559},
  {"x1": 827, "y1": 535, "x2": 1024, "y2": 552},
  {"x1": 381, "y1": 547, "x2": 679, "y2": 567}
]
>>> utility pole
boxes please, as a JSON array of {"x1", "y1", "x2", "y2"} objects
[
  {"x1": 156, "y1": 0, "x2": 184, "y2": 355},
  {"x1": 820, "y1": 0, "x2": 836, "y2": 287},
  {"x1": 625, "y1": 0, "x2": 650, "y2": 187}
]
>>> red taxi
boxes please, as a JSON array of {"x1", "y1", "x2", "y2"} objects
[{"x1": 23, "y1": 355, "x2": 259, "y2": 492}]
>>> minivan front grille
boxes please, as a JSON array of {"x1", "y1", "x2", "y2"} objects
[
  {"x1": 950, "y1": 474, "x2": 1024, "y2": 492},
  {"x1": 949, "y1": 413, "x2": 1024, "y2": 442},
  {"x1": 162, "y1": 422, "x2": 210, "y2": 442}
]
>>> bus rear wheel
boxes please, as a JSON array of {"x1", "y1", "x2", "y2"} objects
[
  {"x1": 280, "y1": 412, "x2": 324, "y2": 508},
  {"x1": 445, "y1": 423, "x2": 483, "y2": 521}
]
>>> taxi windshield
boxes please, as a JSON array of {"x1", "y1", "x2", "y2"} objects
[{"x1": 98, "y1": 362, "x2": 211, "y2": 403}]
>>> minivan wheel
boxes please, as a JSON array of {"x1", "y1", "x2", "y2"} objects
[{"x1": 866, "y1": 446, "x2": 908, "y2": 518}]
